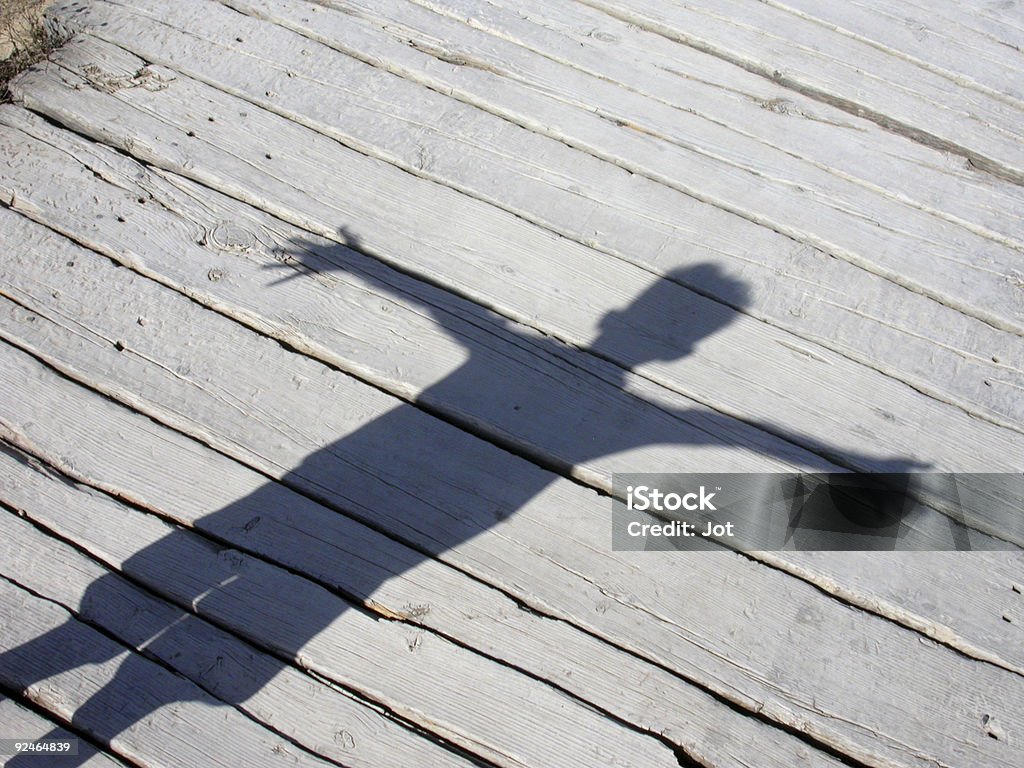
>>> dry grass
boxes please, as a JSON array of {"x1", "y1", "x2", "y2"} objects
[{"x1": 1, "y1": 0, "x2": 67, "y2": 103}]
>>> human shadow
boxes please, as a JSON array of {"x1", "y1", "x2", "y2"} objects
[{"x1": 0, "y1": 229, "x2": 936, "y2": 763}]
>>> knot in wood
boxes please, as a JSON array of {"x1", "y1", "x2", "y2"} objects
[{"x1": 205, "y1": 222, "x2": 256, "y2": 253}]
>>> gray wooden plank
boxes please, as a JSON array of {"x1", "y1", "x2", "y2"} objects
[
  {"x1": 208, "y1": 0, "x2": 1024, "y2": 334},
  {"x1": 342, "y1": 0, "x2": 1024, "y2": 248},
  {"x1": 69, "y1": 0, "x2": 1024, "y2": 431},
  {"x1": 577, "y1": 0, "x2": 1024, "y2": 183},
  {"x1": 886, "y1": 0, "x2": 1024, "y2": 63},
  {"x1": 0, "y1": 582, "x2": 349, "y2": 768},
  {"x1": 754, "y1": 0, "x2": 1024, "y2": 103},
  {"x1": 0, "y1": 226, "x2": 1021, "y2": 766},
  {"x1": 0, "y1": 697, "x2": 128, "y2": 768},
  {"x1": 1, "y1": 117, "x2": 1022, "y2": 673},
  {"x1": 0, "y1": 477, "x2": 482, "y2": 768},
  {"x1": 0, "y1": 111, "x2": 832, "y2": 475},
  {"x1": 0, "y1": 369, "x2": 849, "y2": 768},
  {"x1": 6, "y1": 47, "x2": 1024, "y2": 497}
]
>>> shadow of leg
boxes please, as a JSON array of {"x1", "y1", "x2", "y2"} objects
[
  {"x1": 11, "y1": 652, "x2": 200, "y2": 768},
  {"x1": 1, "y1": 616, "x2": 125, "y2": 768},
  {"x1": 0, "y1": 615, "x2": 118, "y2": 696}
]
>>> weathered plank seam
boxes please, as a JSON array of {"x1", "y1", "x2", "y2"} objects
[
  {"x1": 760, "y1": 0, "x2": 1024, "y2": 108},
  {"x1": 750, "y1": 549, "x2": 1024, "y2": 677},
  {"x1": 896, "y1": 0, "x2": 1024, "y2": 49},
  {"x1": 0, "y1": 674, "x2": 138, "y2": 768}
]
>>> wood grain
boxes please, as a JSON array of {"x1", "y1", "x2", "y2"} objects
[{"x1": 0, "y1": 352, "x2": 848, "y2": 768}]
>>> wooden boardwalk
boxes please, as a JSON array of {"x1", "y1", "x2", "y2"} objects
[{"x1": 1, "y1": 1, "x2": 1022, "y2": 765}]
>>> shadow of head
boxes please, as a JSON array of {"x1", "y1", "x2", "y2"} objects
[{"x1": 591, "y1": 263, "x2": 750, "y2": 369}]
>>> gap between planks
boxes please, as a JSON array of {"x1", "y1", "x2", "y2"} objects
[
  {"x1": 0, "y1": 695, "x2": 132, "y2": 768},
  {"x1": 575, "y1": 0, "x2": 1024, "y2": 185}
]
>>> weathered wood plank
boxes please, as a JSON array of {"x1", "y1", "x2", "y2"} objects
[
  {"x1": 577, "y1": 0, "x2": 1024, "y2": 183},
  {"x1": 7, "y1": 50, "x2": 1024, "y2": 491},
  {"x1": 0, "y1": 474, "x2": 482, "y2": 768},
  {"x1": 0, "y1": 697, "x2": 128, "y2": 768},
  {"x1": 0, "y1": 580, "x2": 350, "y2": 768},
  {"x1": 1, "y1": 228, "x2": 1021, "y2": 766},
  {"x1": 774, "y1": 549, "x2": 1024, "y2": 677},
  {"x1": 208, "y1": 0, "x2": 1024, "y2": 333},
  {"x1": 0, "y1": 370, "x2": 849, "y2": 768},
  {"x1": 890, "y1": 0, "x2": 1024, "y2": 62},
  {"x1": 69, "y1": 0, "x2": 1024, "y2": 430},
  {"x1": 0, "y1": 442, "x2": 679, "y2": 768},
  {"x1": 755, "y1": 0, "x2": 1024, "y2": 103}
]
